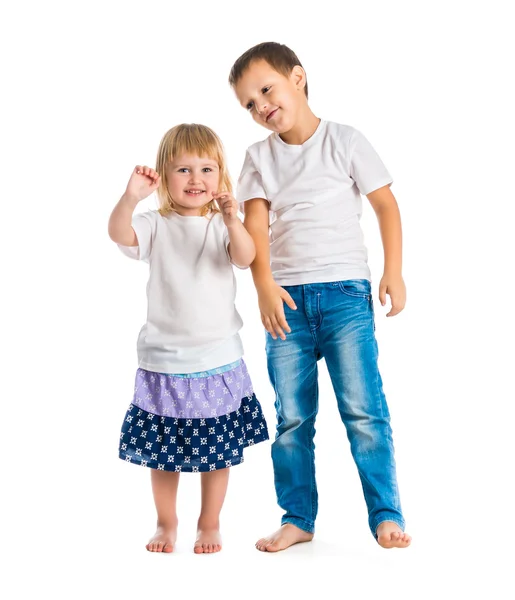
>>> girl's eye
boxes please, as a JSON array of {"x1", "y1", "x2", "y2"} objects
[
  {"x1": 202, "y1": 168, "x2": 212, "y2": 173},
  {"x1": 178, "y1": 168, "x2": 189, "y2": 173}
]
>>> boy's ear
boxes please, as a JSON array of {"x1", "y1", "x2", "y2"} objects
[{"x1": 291, "y1": 65, "x2": 306, "y2": 90}]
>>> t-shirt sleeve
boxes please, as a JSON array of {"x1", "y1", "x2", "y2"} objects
[
  {"x1": 236, "y1": 150, "x2": 267, "y2": 207},
  {"x1": 117, "y1": 211, "x2": 157, "y2": 262},
  {"x1": 348, "y1": 128, "x2": 393, "y2": 195}
]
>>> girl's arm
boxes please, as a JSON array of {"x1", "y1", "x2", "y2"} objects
[
  {"x1": 213, "y1": 192, "x2": 256, "y2": 267},
  {"x1": 226, "y1": 219, "x2": 256, "y2": 267},
  {"x1": 108, "y1": 166, "x2": 160, "y2": 246},
  {"x1": 108, "y1": 193, "x2": 140, "y2": 246}
]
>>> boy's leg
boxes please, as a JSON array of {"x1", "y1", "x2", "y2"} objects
[
  {"x1": 319, "y1": 280, "x2": 410, "y2": 548},
  {"x1": 194, "y1": 467, "x2": 230, "y2": 554},
  {"x1": 257, "y1": 285, "x2": 318, "y2": 551},
  {"x1": 147, "y1": 469, "x2": 180, "y2": 552}
]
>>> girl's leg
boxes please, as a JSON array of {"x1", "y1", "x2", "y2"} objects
[
  {"x1": 194, "y1": 467, "x2": 230, "y2": 554},
  {"x1": 147, "y1": 469, "x2": 180, "y2": 553}
]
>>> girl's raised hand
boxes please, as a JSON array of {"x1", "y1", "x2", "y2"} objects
[
  {"x1": 124, "y1": 166, "x2": 161, "y2": 203},
  {"x1": 213, "y1": 192, "x2": 239, "y2": 226}
]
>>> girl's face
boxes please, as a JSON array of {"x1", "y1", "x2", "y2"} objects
[{"x1": 165, "y1": 153, "x2": 220, "y2": 216}]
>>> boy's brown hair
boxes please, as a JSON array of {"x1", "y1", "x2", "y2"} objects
[{"x1": 229, "y1": 42, "x2": 308, "y2": 99}]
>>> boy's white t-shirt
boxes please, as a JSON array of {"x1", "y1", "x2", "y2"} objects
[
  {"x1": 119, "y1": 210, "x2": 244, "y2": 374},
  {"x1": 236, "y1": 120, "x2": 393, "y2": 285}
]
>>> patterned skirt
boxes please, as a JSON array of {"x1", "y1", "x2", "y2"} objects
[{"x1": 119, "y1": 359, "x2": 268, "y2": 472}]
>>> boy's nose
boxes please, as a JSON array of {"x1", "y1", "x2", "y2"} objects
[{"x1": 256, "y1": 102, "x2": 268, "y2": 115}]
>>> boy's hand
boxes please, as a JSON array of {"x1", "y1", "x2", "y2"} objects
[
  {"x1": 213, "y1": 192, "x2": 239, "y2": 226},
  {"x1": 379, "y1": 273, "x2": 406, "y2": 317},
  {"x1": 124, "y1": 166, "x2": 160, "y2": 203},
  {"x1": 257, "y1": 280, "x2": 297, "y2": 340}
]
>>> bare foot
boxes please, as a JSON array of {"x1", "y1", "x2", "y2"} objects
[
  {"x1": 194, "y1": 528, "x2": 222, "y2": 554},
  {"x1": 256, "y1": 523, "x2": 314, "y2": 552},
  {"x1": 376, "y1": 521, "x2": 411, "y2": 549},
  {"x1": 146, "y1": 523, "x2": 177, "y2": 553}
]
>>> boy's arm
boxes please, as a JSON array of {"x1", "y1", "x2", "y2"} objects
[
  {"x1": 366, "y1": 184, "x2": 406, "y2": 317},
  {"x1": 243, "y1": 199, "x2": 273, "y2": 287},
  {"x1": 244, "y1": 198, "x2": 297, "y2": 339}
]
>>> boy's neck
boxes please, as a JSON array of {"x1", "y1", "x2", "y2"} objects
[{"x1": 279, "y1": 107, "x2": 320, "y2": 146}]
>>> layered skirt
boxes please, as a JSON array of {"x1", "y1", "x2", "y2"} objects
[{"x1": 119, "y1": 359, "x2": 268, "y2": 472}]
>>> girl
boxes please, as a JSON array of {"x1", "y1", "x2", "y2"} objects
[{"x1": 108, "y1": 123, "x2": 268, "y2": 554}]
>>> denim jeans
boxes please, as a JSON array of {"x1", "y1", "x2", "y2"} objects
[{"x1": 266, "y1": 279, "x2": 404, "y2": 536}]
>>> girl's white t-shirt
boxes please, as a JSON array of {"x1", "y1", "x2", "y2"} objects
[
  {"x1": 236, "y1": 120, "x2": 393, "y2": 286},
  {"x1": 119, "y1": 210, "x2": 244, "y2": 374}
]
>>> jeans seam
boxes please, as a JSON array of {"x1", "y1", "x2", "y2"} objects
[{"x1": 310, "y1": 382, "x2": 318, "y2": 525}]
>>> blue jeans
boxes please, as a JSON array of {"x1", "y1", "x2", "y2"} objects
[{"x1": 266, "y1": 280, "x2": 404, "y2": 536}]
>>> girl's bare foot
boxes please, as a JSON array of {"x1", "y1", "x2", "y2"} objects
[
  {"x1": 256, "y1": 523, "x2": 314, "y2": 552},
  {"x1": 376, "y1": 521, "x2": 411, "y2": 548},
  {"x1": 194, "y1": 528, "x2": 222, "y2": 554},
  {"x1": 146, "y1": 523, "x2": 177, "y2": 553}
]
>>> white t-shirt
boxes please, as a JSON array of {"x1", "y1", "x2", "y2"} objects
[
  {"x1": 119, "y1": 210, "x2": 244, "y2": 374},
  {"x1": 236, "y1": 120, "x2": 393, "y2": 285}
]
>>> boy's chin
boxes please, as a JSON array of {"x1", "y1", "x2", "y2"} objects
[{"x1": 266, "y1": 121, "x2": 291, "y2": 134}]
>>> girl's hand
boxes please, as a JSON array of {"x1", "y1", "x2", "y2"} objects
[
  {"x1": 124, "y1": 165, "x2": 161, "y2": 203},
  {"x1": 213, "y1": 192, "x2": 239, "y2": 226}
]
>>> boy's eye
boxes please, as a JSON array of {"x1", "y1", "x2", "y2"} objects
[
  {"x1": 262, "y1": 86, "x2": 270, "y2": 94},
  {"x1": 246, "y1": 101, "x2": 254, "y2": 111}
]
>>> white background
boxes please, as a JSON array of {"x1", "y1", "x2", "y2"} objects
[{"x1": 2, "y1": 1, "x2": 514, "y2": 598}]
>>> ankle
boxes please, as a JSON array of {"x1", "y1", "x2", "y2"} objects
[
  {"x1": 197, "y1": 516, "x2": 220, "y2": 530},
  {"x1": 156, "y1": 518, "x2": 178, "y2": 530}
]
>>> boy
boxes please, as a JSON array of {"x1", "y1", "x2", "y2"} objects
[{"x1": 229, "y1": 42, "x2": 411, "y2": 551}]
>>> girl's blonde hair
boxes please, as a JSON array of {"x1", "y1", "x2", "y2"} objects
[{"x1": 155, "y1": 123, "x2": 232, "y2": 217}]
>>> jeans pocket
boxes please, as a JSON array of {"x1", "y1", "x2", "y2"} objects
[{"x1": 337, "y1": 279, "x2": 371, "y2": 299}]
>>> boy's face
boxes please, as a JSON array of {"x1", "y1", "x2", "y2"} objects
[{"x1": 234, "y1": 60, "x2": 305, "y2": 134}]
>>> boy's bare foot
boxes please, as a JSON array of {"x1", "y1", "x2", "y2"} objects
[
  {"x1": 256, "y1": 523, "x2": 314, "y2": 552},
  {"x1": 376, "y1": 521, "x2": 411, "y2": 548},
  {"x1": 194, "y1": 528, "x2": 222, "y2": 554},
  {"x1": 146, "y1": 523, "x2": 177, "y2": 553}
]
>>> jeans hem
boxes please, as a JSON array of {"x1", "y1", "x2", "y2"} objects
[
  {"x1": 281, "y1": 516, "x2": 315, "y2": 534},
  {"x1": 371, "y1": 515, "x2": 406, "y2": 538}
]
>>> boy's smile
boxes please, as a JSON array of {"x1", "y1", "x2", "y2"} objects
[{"x1": 234, "y1": 59, "x2": 304, "y2": 135}]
